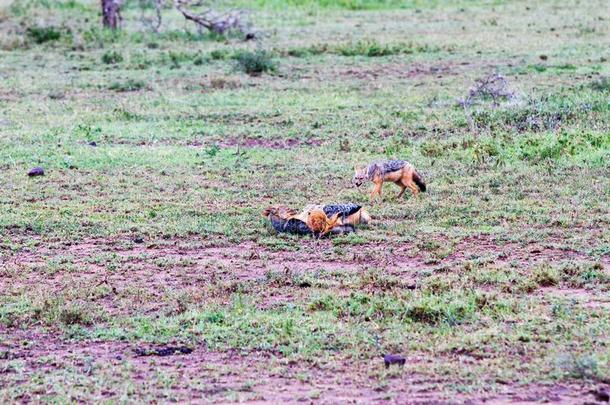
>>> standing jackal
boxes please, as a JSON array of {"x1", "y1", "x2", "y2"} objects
[{"x1": 353, "y1": 160, "x2": 426, "y2": 201}]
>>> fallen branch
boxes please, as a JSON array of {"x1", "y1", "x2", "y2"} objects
[{"x1": 174, "y1": 0, "x2": 257, "y2": 39}]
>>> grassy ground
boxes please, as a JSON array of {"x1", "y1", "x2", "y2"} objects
[{"x1": 1, "y1": 0, "x2": 609, "y2": 403}]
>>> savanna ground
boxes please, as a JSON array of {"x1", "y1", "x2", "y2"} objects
[{"x1": 0, "y1": 0, "x2": 609, "y2": 403}]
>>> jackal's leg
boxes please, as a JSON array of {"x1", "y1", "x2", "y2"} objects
[
  {"x1": 406, "y1": 181, "x2": 419, "y2": 197},
  {"x1": 370, "y1": 181, "x2": 383, "y2": 203},
  {"x1": 396, "y1": 185, "x2": 407, "y2": 199}
]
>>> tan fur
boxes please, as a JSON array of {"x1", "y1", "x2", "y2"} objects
[
  {"x1": 306, "y1": 210, "x2": 340, "y2": 236},
  {"x1": 342, "y1": 208, "x2": 371, "y2": 225},
  {"x1": 264, "y1": 204, "x2": 370, "y2": 236},
  {"x1": 304, "y1": 205, "x2": 370, "y2": 227},
  {"x1": 354, "y1": 164, "x2": 422, "y2": 203},
  {"x1": 262, "y1": 205, "x2": 298, "y2": 220}
]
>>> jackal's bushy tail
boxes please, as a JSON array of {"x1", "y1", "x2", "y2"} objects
[{"x1": 413, "y1": 171, "x2": 427, "y2": 192}]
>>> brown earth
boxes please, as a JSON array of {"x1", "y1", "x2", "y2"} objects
[
  {"x1": 2, "y1": 233, "x2": 607, "y2": 316},
  {"x1": 0, "y1": 327, "x2": 602, "y2": 404},
  {"x1": 1, "y1": 232, "x2": 607, "y2": 403}
]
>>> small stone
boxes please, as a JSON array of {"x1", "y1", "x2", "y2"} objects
[
  {"x1": 27, "y1": 167, "x2": 45, "y2": 177},
  {"x1": 88, "y1": 141, "x2": 97, "y2": 147},
  {"x1": 383, "y1": 354, "x2": 406, "y2": 368},
  {"x1": 539, "y1": 54, "x2": 548, "y2": 61},
  {"x1": 133, "y1": 237, "x2": 144, "y2": 244},
  {"x1": 592, "y1": 388, "x2": 609, "y2": 402}
]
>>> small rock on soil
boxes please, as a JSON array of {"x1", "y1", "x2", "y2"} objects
[{"x1": 27, "y1": 167, "x2": 45, "y2": 177}]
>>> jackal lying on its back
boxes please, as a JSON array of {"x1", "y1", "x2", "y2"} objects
[
  {"x1": 262, "y1": 203, "x2": 371, "y2": 237},
  {"x1": 353, "y1": 160, "x2": 426, "y2": 201}
]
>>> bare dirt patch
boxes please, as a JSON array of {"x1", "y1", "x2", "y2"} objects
[
  {"x1": 0, "y1": 327, "x2": 599, "y2": 404},
  {"x1": 0, "y1": 327, "x2": 433, "y2": 403},
  {"x1": 2, "y1": 232, "x2": 604, "y2": 318},
  {"x1": 332, "y1": 62, "x2": 457, "y2": 81},
  {"x1": 448, "y1": 233, "x2": 597, "y2": 266},
  {"x1": 538, "y1": 287, "x2": 610, "y2": 309}
]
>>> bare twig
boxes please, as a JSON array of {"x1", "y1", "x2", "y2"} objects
[
  {"x1": 140, "y1": 0, "x2": 164, "y2": 33},
  {"x1": 459, "y1": 73, "x2": 515, "y2": 108},
  {"x1": 173, "y1": 0, "x2": 257, "y2": 39},
  {"x1": 459, "y1": 73, "x2": 516, "y2": 135}
]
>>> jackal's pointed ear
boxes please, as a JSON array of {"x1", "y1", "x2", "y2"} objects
[{"x1": 354, "y1": 165, "x2": 361, "y2": 174}]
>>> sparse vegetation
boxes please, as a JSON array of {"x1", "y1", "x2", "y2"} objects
[
  {"x1": 0, "y1": 0, "x2": 608, "y2": 403},
  {"x1": 101, "y1": 50, "x2": 123, "y2": 64},
  {"x1": 589, "y1": 76, "x2": 610, "y2": 92},
  {"x1": 26, "y1": 25, "x2": 62, "y2": 44},
  {"x1": 335, "y1": 39, "x2": 438, "y2": 57},
  {"x1": 283, "y1": 39, "x2": 441, "y2": 57},
  {"x1": 233, "y1": 49, "x2": 277, "y2": 75},
  {"x1": 107, "y1": 78, "x2": 146, "y2": 92}
]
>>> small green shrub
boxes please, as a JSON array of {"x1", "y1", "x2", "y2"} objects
[
  {"x1": 286, "y1": 47, "x2": 313, "y2": 57},
  {"x1": 205, "y1": 144, "x2": 220, "y2": 157},
  {"x1": 233, "y1": 50, "x2": 277, "y2": 76},
  {"x1": 74, "y1": 124, "x2": 102, "y2": 140},
  {"x1": 420, "y1": 140, "x2": 446, "y2": 157},
  {"x1": 128, "y1": 52, "x2": 153, "y2": 69},
  {"x1": 210, "y1": 49, "x2": 233, "y2": 60},
  {"x1": 589, "y1": 76, "x2": 610, "y2": 92},
  {"x1": 557, "y1": 353, "x2": 601, "y2": 379},
  {"x1": 108, "y1": 79, "x2": 146, "y2": 92},
  {"x1": 512, "y1": 278, "x2": 539, "y2": 293},
  {"x1": 284, "y1": 44, "x2": 330, "y2": 57},
  {"x1": 26, "y1": 25, "x2": 62, "y2": 44},
  {"x1": 284, "y1": 40, "x2": 438, "y2": 58},
  {"x1": 101, "y1": 50, "x2": 123, "y2": 64},
  {"x1": 209, "y1": 76, "x2": 240, "y2": 89},
  {"x1": 164, "y1": 51, "x2": 205, "y2": 68},
  {"x1": 59, "y1": 305, "x2": 91, "y2": 326},
  {"x1": 531, "y1": 265, "x2": 559, "y2": 287},
  {"x1": 307, "y1": 294, "x2": 337, "y2": 312},
  {"x1": 193, "y1": 55, "x2": 208, "y2": 65},
  {"x1": 404, "y1": 294, "x2": 475, "y2": 326},
  {"x1": 560, "y1": 262, "x2": 609, "y2": 288},
  {"x1": 335, "y1": 39, "x2": 429, "y2": 57},
  {"x1": 169, "y1": 51, "x2": 183, "y2": 68}
]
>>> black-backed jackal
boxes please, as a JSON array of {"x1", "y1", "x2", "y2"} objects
[{"x1": 353, "y1": 160, "x2": 426, "y2": 202}]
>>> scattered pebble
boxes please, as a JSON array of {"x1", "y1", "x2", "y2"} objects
[
  {"x1": 88, "y1": 141, "x2": 97, "y2": 147},
  {"x1": 27, "y1": 167, "x2": 45, "y2": 177},
  {"x1": 591, "y1": 388, "x2": 609, "y2": 402},
  {"x1": 383, "y1": 354, "x2": 406, "y2": 368}
]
